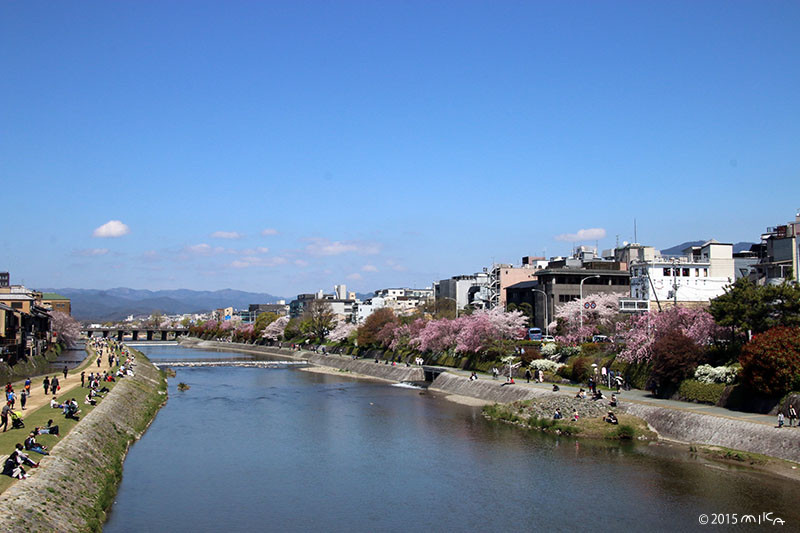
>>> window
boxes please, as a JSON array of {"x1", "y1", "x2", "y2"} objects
[
  {"x1": 673, "y1": 268, "x2": 680, "y2": 276},
  {"x1": 663, "y1": 268, "x2": 671, "y2": 276},
  {"x1": 11, "y1": 302, "x2": 22, "y2": 309},
  {"x1": 704, "y1": 269, "x2": 708, "y2": 277},
  {"x1": 695, "y1": 268, "x2": 700, "y2": 277},
  {"x1": 682, "y1": 268, "x2": 689, "y2": 277}
]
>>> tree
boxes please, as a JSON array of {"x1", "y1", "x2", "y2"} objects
[
  {"x1": 302, "y1": 300, "x2": 336, "y2": 342},
  {"x1": 357, "y1": 308, "x2": 397, "y2": 347},
  {"x1": 518, "y1": 302, "x2": 533, "y2": 321},
  {"x1": 616, "y1": 307, "x2": 722, "y2": 363},
  {"x1": 648, "y1": 331, "x2": 703, "y2": 396},
  {"x1": 506, "y1": 303, "x2": 518, "y2": 313},
  {"x1": 253, "y1": 312, "x2": 278, "y2": 337},
  {"x1": 328, "y1": 320, "x2": 358, "y2": 343},
  {"x1": 739, "y1": 326, "x2": 800, "y2": 396},
  {"x1": 710, "y1": 279, "x2": 800, "y2": 337},
  {"x1": 180, "y1": 316, "x2": 192, "y2": 328},
  {"x1": 554, "y1": 293, "x2": 622, "y2": 345},
  {"x1": 51, "y1": 311, "x2": 81, "y2": 348},
  {"x1": 146, "y1": 311, "x2": 164, "y2": 328},
  {"x1": 262, "y1": 316, "x2": 290, "y2": 340}
]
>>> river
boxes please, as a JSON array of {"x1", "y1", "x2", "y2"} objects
[{"x1": 104, "y1": 345, "x2": 800, "y2": 532}]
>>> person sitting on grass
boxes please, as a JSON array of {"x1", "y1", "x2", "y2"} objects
[
  {"x1": 3, "y1": 450, "x2": 32, "y2": 479},
  {"x1": 609, "y1": 394, "x2": 618, "y2": 408},
  {"x1": 24, "y1": 433, "x2": 48, "y2": 455},
  {"x1": 571, "y1": 409, "x2": 579, "y2": 422},
  {"x1": 553, "y1": 408, "x2": 563, "y2": 420},
  {"x1": 575, "y1": 388, "x2": 586, "y2": 399},
  {"x1": 592, "y1": 390, "x2": 605, "y2": 401},
  {"x1": 50, "y1": 397, "x2": 64, "y2": 409},
  {"x1": 34, "y1": 420, "x2": 59, "y2": 437},
  {"x1": 603, "y1": 411, "x2": 619, "y2": 425},
  {"x1": 84, "y1": 394, "x2": 97, "y2": 406},
  {"x1": 64, "y1": 399, "x2": 80, "y2": 420}
]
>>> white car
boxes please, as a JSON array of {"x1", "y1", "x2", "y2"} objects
[{"x1": 541, "y1": 335, "x2": 556, "y2": 343}]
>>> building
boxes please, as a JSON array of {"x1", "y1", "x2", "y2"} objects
[
  {"x1": 40, "y1": 293, "x2": 71, "y2": 315},
  {"x1": 0, "y1": 272, "x2": 8, "y2": 288},
  {"x1": 627, "y1": 240, "x2": 735, "y2": 311},
  {"x1": 248, "y1": 303, "x2": 290, "y2": 317},
  {"x1": 506, "y1": 249, "x2": 630, "y2": 330},
  {"x1": 488, "y1": 262, "x2": 545, "y2": 309},
  {"x1": 433, "y1": 272, "x2": 491, "y2": 312},
  {"x1": 750, "y1": 212, "x2": 800, "y2": 285},
  {"x1": 289, "y1": 292, "x2": 356, "y2": 321}
]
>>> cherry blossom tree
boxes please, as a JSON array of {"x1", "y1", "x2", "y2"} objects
[
  {"x1": 554, "y1": 292, "x2": 622, "y2": 345},
  {"x1": 51, "y1": 311, "x2": 81, "y2": 348},
  {"x1": 328, "y1": 321, "x2": 358, "y2": 343},
  {"x1": 616, "y1": 306, "x2": 723, "y2": 363},
  {"x1": 262, "y1": 316, "x2": 290, "y2": 340}
]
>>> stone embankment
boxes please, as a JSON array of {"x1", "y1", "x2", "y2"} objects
[
  {"x1": 0, "y1": 350, "x2": 167, "y2": 532},
  {"x1": 182, "y1": 338, "x2": 800, "y2": 463}
]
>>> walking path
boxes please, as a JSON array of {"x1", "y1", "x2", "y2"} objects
[{"x1": 440, "y1": 365, "x2": 778, "y2": 426}]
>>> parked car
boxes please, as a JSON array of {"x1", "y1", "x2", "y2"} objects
[
  {"x1": 591, "y1": 335, "x2": 612, "y2": 343},
  {"x1": 541, "y1": 335, "x2": 556, "y2": 343}
]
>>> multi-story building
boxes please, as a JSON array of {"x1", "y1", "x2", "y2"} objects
[
  {"x1": 506, "y1": 251, "x2": 630, "y2": 330},
  {"x1": 433, "y1": 273, "x2": 491, "y2": 312},
  {"x1": 0, "y1": 272, "x2": 8, "y2": 288},
  {"x1": 751, "y1": 212, "x2": 800, "y2": 285},
  {"x1": 627, "y1": 240, "x2": 734, "y2": 311},
  {"x1": 40, "y1": 293, "x2": 71, "y2": 315}
]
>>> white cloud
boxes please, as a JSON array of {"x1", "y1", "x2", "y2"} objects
[
  {"x1": 229, "y1": 256, "x2": 288, "y2": 269},
  {"x1": 554, "y1": 228, "x2": 607, "y2": 242},
  {"x1": 304, "y1": 237, "x2": 381, "y2": 256},
  {"x1": 211, "y1": 231, "x2": 243, "y2": 239},
  {"x1": 92, "y1": 220, "x2": 130, "y2": 238},
  {"x1": 73, "y1": 248, "x2": 109, "y2": 257},
  {"x1": 347, "y1": 272, "x2": 363, "y2": 280},
  {"x1": 185, "y1": 243, "x2": 225, "y2": 255},
  {"x1": 239, "y1": 247, "x2": 269, "y2": 256},
  {"x1": 362, "y1": 264, "x2": 378, "y2": 272},
  {"x1": 294, "y1": 259, "x2": 309, "y2": 267},
  {"x1": 261, "y1": 228, "x2": 279, "y2": 236}
]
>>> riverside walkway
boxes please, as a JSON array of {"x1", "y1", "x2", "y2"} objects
[{"x1": 438, "y1": 366, "x2": 779, "y2": 426}]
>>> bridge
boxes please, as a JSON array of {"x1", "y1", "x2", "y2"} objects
[{"x1": 83, "y1": 327, "x2": 190, "y2": 342}]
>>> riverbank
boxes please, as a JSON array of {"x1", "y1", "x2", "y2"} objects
[
  {"x1": 180, "y1": 338, "x2": 800, "y2": 465},
  {"x1": 0, "y1": 347, "x2": 167, "y2": 532}
]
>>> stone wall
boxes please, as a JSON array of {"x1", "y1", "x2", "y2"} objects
[
  {"x1": 429, "y1": 372, "x2": 550, "y2": 404},
  {"x1": 619, "y1": 402, "x2": 799, "y2": 463},
  {"x1": 0, "y1": 350, "x2": 167, "y2": 532}
]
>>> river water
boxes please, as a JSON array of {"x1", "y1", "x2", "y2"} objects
[{"x1": 104, "y1": 345, "x2": 800, "y2": 532}]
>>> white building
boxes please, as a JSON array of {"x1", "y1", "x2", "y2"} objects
[
  {"x1": 628, "y1": 240, "x2": 734, "y2": 310},
  {"x1": 354, "y1": 297, "x2": 386, "y2": 323},
  {"x1": 433, "y1": 273, "x2": 491, "y2": 311}
]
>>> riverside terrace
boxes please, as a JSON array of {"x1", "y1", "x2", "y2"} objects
[{"x1": 83, "y1": 326, "x2": 190, "y2": 342}]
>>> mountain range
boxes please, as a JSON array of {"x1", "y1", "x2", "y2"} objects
[{"x1": 39, "y1": 288, "x2": 289, "y2": 322}]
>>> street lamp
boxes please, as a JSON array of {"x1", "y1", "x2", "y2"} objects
[
  {"x1": 530, "y1": 288, "x2": 550, "y2": 335},
  {"x1": 579, "y1": 275, "x2": 601, "y2": 333}
]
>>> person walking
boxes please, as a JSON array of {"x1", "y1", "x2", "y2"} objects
[
  {"x1": 778, "y1": 412, "x2": 785, "y2": 428},
  {"x1": 80, "y1": 371, "x2": 86, "y2": 388},
  {"x1": 789, "y1": 405, "x2": 797, "y2": 427},
  {"x1": 20, "y1": 389, "x2": 27, "y2": 410},
  {"x1": 96, "y1": 356, "x2": 101, "y2": 368},
  {"x1": 0, "y1": 401, "x2": 10, "y2": 432},
  {"x1": 43, "y1": 376, "x2": 50, "y2": 396},
  {"x1": 525, "y1": 368, "x2": 532, "y2": 383},
  {"x1": 24, "y1": 378, "x2": 31, "y2": 397},
  {"x1": 50, "y1": 376, "x2": 60, "y2": 395},
  {"x1": 63, "y1": 365, "x2": 68, "y2": 380}
]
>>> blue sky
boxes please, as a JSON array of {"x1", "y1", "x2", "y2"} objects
[{"x1": 2, "y1": 1, "x2": 799, "y2": 297}]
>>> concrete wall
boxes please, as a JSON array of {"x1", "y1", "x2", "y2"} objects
[
  {"x1": 0, "y1": 351, "x2": 167, "y2": 532},
  {"x1": 619, "y1": 402, "x2": 799, "y2": 463},
  {"x1": 429, "y1": 372, "x2": 550, "y2": 404}
]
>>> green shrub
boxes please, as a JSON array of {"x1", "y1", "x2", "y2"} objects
[
  {"x1": 613, "y1": 424, "x2": 636, "y2": 439},
  {"x1": 571, "y1": 357, "x2": 592, "y2": 383},
  {"x1": 678, "y1": 379, "x2": 726, "y2": 405}
]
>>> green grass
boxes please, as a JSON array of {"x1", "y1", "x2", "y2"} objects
[{"x1": 0, "y1": 349, "x2": 122, "y2": 494}]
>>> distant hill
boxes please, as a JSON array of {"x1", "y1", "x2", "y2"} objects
[
  {"x1": 661, "y1": 240, "x2": 756, "y2": 256},
  {"x1": 355, "y1": 292, "x2": 374, "y2": 301},
  {"x1": 38, "y1": 288, "x2": 289, "y2": 322}
]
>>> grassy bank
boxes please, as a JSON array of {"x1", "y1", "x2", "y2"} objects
[{"x1": 483, "y1": 399, "x2": 656, "y2": 441}]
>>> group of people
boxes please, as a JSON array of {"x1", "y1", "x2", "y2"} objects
[
  {"x1": 2, "y1": 422, "x2": 60, "y2": 479},
  {"x1": 5, "y1": 381, "x2": 30, "y2": 411},
  {"x1": 777, "y1": 404, "x2": 798, "y2": 428},
  {"x1": 524, "y1": 368, "x2": 545, "y2": 383}
]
